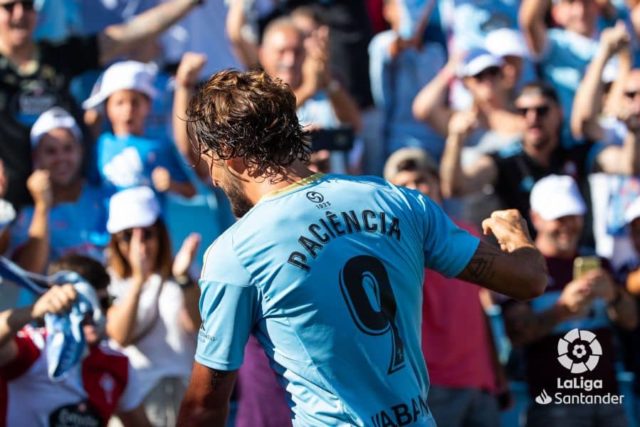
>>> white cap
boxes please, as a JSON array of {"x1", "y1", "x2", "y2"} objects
[
  {"x1": 30, "y1": 107, "x2": 82, "y2": 148},
  {"x1": 107, "y1": 186, "x2": 160, "y2": 234},
  {"x1": 625, "y1": 198, "x2": 640, "y2": 225},
  {"x1": 485, "y1": 28, "x2": 530, "y2": 59},
  {"x1": 530, "y1": 175, "x2": 587, "y2": 220},
  {"x1": 457, "y1": 48, "x2": 504, "y2": 78},
  {"x1": 82, "y1": 61, "x2": 158, "y2": 110}
]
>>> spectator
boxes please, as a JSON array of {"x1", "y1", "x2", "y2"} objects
[
  {"x1": 258, "y1": 17, "x2": 361, "y2": 172},
  {"x1": 384, "y1": 147, "x2": 505, "y2": 427},
  {"x1": 0, "y1": 0, "x2": 203, "y2": 208},
  {"x1": 0, "y1": 254, "x2": 151, "y2": 427},
  {"x1": 83, "y1": 60, "x2": 195, "y2": 198},
  {"x1": 439, "y1": 82, "x2": 640, "y2": 233},
  {"x1": 571, "y1": 21, "x2": 640, "y2": 266},
  {"x1": 413, "y1": 47, "x2": 524, "y2": 223},
  {"x1": 502, "y1": 174, "x2": 637, "y2": 427},
  {"x1": 519, "y1": 0, "x2": 607, "y2": 125},
  {"x1": 104, "y1": 186, "x2": 200, "y2": 427},
  {"x1": 485, "y1": 28, "x2": 534, "y2": 97},
  {"x1": 412, "y1": 48, "x2": 524, "y2": 153},
  {"x1": 620, "y1": 198, "x2": 640, "y2": 426},
  {"x1": 368, "y1": 0, "x2": 446, "y2": 161},
  {"x1": 9, "y1": 107, "x2": 109, "y2": 274}
]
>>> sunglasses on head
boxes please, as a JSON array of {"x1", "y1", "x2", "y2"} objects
[
  {"x1": 0, "y1": 0, "x2": 35, "y2": 13},
  {"x1": 118, "y1": 227, "x2": 157, "y2": 243},
  {"x1": 516, "y1": 105, "x2": 551, "y2": 117},
  {"x1": 471, "y1": 66, "x2": 501, "y2": 81}
]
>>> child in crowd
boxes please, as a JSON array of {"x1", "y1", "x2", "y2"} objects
[
  {"x1": 0, "y1": 254, "x2": 151, "y2": 426},
  {"x1": 83, "y1": 61, "x2": 195, "y2": 198}
]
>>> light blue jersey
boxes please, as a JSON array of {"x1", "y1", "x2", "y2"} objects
[{"x1": 196, "y1": 174, "x2": 479, "y2": 427}]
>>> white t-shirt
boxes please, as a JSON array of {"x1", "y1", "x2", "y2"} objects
[
  {"x1": 1, "y1": 326, "x2": 144, "y2": 426},
  {"x1": 108, "y1": 274, "x2": 197, "y2": 399}
]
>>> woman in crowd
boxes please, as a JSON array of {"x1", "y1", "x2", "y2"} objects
[{"x1": 104, "y1": 186, "x2": 200, "y2": 427}]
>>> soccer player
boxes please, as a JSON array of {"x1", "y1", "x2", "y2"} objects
[{"x1": 177, "y1": 70, "x2": 548, "y2": 427}]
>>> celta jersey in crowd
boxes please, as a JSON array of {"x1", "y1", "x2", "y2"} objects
[{"x1": 196, "y1": 173, "x2": 480, "y2": 427}]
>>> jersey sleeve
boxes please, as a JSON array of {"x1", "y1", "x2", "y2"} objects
[
  {"x1": 195, "y1": 236, "x2": 258, "y2": 371},
  {"x1": 404, "y1": 188, "x2": 480, "y2": 277}
]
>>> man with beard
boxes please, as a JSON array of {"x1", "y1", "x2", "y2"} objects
[
  {"x1": 439, "y1": 82, "x2": 640, "y2": 234},
  {"x1": 176, "y1": 69, "x2": 548, "y2": 426},
  {"x1": 502, "y1": 175, "x2": 637, "y2": 427}
]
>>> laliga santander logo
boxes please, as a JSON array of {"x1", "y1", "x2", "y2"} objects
[{"x1": 557, "y1": 329, "x2": 602, "y2": 374}]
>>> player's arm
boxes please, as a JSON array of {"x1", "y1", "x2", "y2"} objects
[
  {"x1": 457, "y1": 210, "x2": 547, "y2": 300},
  {"x1": 177, "y1": 362, "x2": 237, "y2": 427},
  {"x1": 0, "y1": 285, "x2": 77, "y2": 366},
  {"x1": 117, "y1": 405, "x2": 152, "y2": 427}
]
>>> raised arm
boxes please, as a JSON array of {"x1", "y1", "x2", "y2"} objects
[
  {"x1": 411, "y1": 58, "x2": 455, "y2": 136},
  {"x1": 106, "y1": 229, "x2": 153, "y2": 347},
  {"x1": 439, "y1": 111, "x2": 497, "y2": 197},
  {"x1": 595, "y1": 109, "x2": 640, "y2": 174},
  {"x1": 296, "y1": 27, "x2": 362, "y2": 131},
  {"x1": 14, "y1": 170, "x2": 53, "y2": 274},
  {"x1": 98, "y1": 0, "x2": 203, "y2": 66},
  {"x1": 457, "y1": 210, "x2": 547, "y2": 300},
  {"x1": 177, "y1": 362, "x2": 237, "y2": 427},
  {"x1": 571, "y1": 22, "x2": 630, "y2": 140},
  {"x1": 226, "y1": 0, "x2": 260, "y2": 69},
  {"x1": 519, "y1": 0, "x2": 549, "y2": 57},
  {"x1": 173, "y1": 53, "x2": 211, "y2": 181},
  {"x1": 172, "y1": 233, "x2": 202, "y2": 333},
  {"x1": 0, "y1": 285, "x2": 76, "y2": 367}
]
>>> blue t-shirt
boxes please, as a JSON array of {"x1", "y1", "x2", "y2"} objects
[
  {"x1": 369, "y1": 32, "x2": 446, "y2": 160},
  {"x1": 96, "y1": 132, "x2": 189, "y2": 192},
  {"x1": 10, "y1": 184, "x2": 109, "y2": 264},
  {"x1": 451, "y1": 0, "x2": 519, "y2": 50},
  {"x1": 196, "y1": 174, "x2": 479, "y2": 426},
  {"x1": 541, "y1": 29, "x2": 599, "y2": 127}
]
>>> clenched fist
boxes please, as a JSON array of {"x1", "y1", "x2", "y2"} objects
[{"x1": 482, "y1": 209, "x2": 534, "y2": 253}]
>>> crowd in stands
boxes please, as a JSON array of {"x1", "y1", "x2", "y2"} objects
[{"x1": 3, "y1": 0, "x2": 640, "y2": 426}]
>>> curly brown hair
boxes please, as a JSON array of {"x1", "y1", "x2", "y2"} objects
[{"x1": 186, "y1": 69, "x2": 310, "y2": 178}]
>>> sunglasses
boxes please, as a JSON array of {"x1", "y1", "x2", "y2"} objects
[
  {"x1": 0, "y1": 0, "x2": 35, "y2": 13},
  {"x1": 117, "y1": 227, "x2": 157, "y2": 243},
  {"x1": 516, "y1": 105, "x2": 551, "y2": 118},
  {"x1": 624, "y1": 90, "x2": 640, "y2": 100},
  {"x1": 471, "y1": 66, "x2": 501, "y2": 82}
]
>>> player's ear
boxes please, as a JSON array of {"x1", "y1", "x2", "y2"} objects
[{"x1": 225, "y1": 157, "x2": 248, "y2": 178}]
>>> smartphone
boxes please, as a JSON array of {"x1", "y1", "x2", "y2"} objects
[
  {"x1": 307, "y1": 128, "x2": 354, "y2": 152},
  {"x1": 573, "y1": 256, "x2": 601, "y2": 280}
]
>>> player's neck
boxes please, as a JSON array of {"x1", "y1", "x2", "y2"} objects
[{"x1": 250, "y1": 162, "x2": 318, "y2": 202}]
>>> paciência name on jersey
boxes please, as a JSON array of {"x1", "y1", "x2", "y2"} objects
[
  {"x1": 288, "y1": 210, "x2": 401, "y2": 271},
  {"x1": 370, "y1": 393, "x2": 430, "y2": 427}
]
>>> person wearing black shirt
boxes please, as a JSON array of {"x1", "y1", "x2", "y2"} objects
[{"x1": 440, "y1": 82, "x2": 640, "y2": 232}]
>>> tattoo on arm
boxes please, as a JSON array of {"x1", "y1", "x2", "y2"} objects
[
  {"x1": 209, "y1": 369, "x2": 232, "y2": 391},
  {"x1": 459, "y1": 242, "x2": 499, "y2": 284}
]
